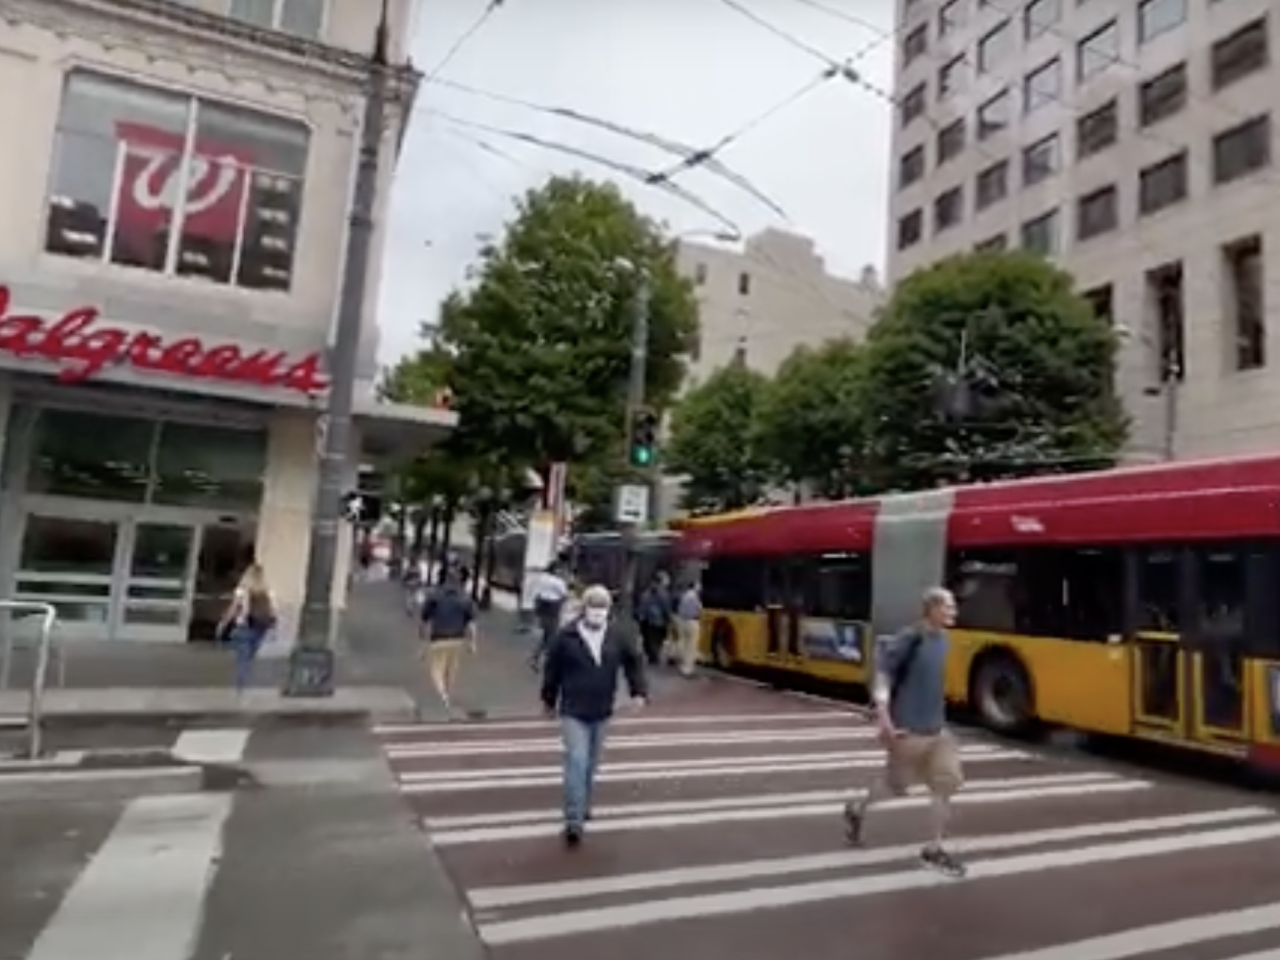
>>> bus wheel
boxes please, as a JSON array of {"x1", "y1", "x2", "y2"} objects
[
  {"x1": 972, "y1": 652, "x2": 1034, "y2": 736},
  {"x1": 710, "y1": 619, "x2": 735, "y2": 670}
]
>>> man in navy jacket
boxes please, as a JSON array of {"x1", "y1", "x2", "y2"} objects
[{"x1": 541, "y1": 584, "x2": 648, "y2": 846}]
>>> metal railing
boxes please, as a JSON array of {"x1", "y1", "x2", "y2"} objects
[{"x1": 0, "y1": 602, "x2": 60, "y2": 759}]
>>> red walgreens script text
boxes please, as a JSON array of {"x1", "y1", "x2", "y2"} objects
[{"x1": 0, "y1": 285, "x2": 329, "y2": 394}]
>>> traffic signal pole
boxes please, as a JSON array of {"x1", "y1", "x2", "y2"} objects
[{"x1": 617, "y1": 272, "x2": 651, "y2": 626}]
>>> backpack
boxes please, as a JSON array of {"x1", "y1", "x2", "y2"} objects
[{"x1": 889, "y1": 630, "x2": 924, "y2": 701}]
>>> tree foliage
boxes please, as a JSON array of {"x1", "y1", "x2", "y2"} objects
[
  {"x1": 860, "y1": 250, "x2": 1127, "y2": 489},
  {"x1": 665, "y1": 363, "x2": 772, "y2": 512},
  {"x1": 438, "y1": 175, "x2": 698, "y2": 470},
  {"x1": 756, "y1": 338, "x2": 870, "y2": 498}
]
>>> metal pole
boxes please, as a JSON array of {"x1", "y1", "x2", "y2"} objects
[
  {"x1": 617, "y1": 273, "x2": 650, "y2": 624},
  {"x1": 285, "y1": 2, "x2": 390, "y2": 696}
]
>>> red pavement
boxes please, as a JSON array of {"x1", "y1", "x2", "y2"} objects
[{"x1": 376, "y1": 676, "x2": 1280, "y2": 960}]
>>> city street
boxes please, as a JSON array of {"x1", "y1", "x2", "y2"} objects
[{"x1": 380, "y1": 677, "x2": 1280, "y2": 960}]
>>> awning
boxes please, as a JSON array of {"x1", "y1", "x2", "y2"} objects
[{"x1": 355, "y1": 396, "x2": 458, "y2": 462}]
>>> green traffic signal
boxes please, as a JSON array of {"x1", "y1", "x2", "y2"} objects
[{"x1": 631, "y1": 446, "x2": 654, "y2": 467}]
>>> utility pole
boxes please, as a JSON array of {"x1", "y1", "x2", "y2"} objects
[
  {"x1": 616, "y1": 269, "x2": 651, "y2": 625},
  {"x1": 284, "y1": 0, "x2": 391, "y2": 696}
]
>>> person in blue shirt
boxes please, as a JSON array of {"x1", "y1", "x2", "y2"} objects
[
  {"x1": 842, "y1": 586, "x2": 966, "y2": 878},
  {"x1": 419, "y1": 566, "x2": 477, "y2": 716}
]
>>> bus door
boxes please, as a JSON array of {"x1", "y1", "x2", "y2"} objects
[
  {"x1": 1184, "y1": 545, "x2": 1256, "y2": 746},
  {"x1": 763, "y1": 560, "x2": 803, "y2": 664},
  {"x1": 1130, "y1": 548, "x2": 1187, "y2": 735}
]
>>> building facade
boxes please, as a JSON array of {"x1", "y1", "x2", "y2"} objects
[
  {"x1": 886, "y1": 0, "x2": 1276, "y2": 460},
  {"x1": 0, "y1": 0, "x2": 453, "y2": 646},
  {"x1": 675, "y1": 228, "x2": 883, "y2": 383}
]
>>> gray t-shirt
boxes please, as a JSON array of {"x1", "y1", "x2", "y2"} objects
[{"x1": 876, "y1": 626, "x2": 948, "y2": 734}]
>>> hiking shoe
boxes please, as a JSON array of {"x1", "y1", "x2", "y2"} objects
[
  {"x1": 920, "y1": 845, "x2": 966, "y2": 878},
  {"x1": 842, "y1": 801, "x2": 865, "y2": 846}
]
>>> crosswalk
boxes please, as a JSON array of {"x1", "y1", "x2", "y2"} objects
[{"x1": 377, "y1": 693, "x2": 1280, "y2": 960}]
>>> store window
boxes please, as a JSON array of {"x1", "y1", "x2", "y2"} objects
[
  {"x1": 45, "y1": 71, "x2": 309, "y2": 292},
  {"x1": 152, "y1": 422, "x2": 267, "y2": 510},
  {"x1": 26, "y1": 409, "x2": 153, "y2": 502}
]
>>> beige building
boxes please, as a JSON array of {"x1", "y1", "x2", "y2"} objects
[
  {"x1": 675, "y1": 228, "x2": 883, "y2": 384},
  {"x1": 885, "y1": 0, "x2": 1276, "y2": 460},
  {"x1": 0, "y1": 0, "x2": 453, "y2": 646}
]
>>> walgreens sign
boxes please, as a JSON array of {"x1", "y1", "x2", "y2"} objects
[{"x1": 0, "y1": 286, "x2": 328, "y2": 395}]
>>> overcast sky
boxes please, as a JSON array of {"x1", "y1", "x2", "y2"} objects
[{"x1": 375, "y1": 0, "x2": 896, "y2": 365}]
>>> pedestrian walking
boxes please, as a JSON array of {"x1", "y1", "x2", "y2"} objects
[
  {"x1": 218, "y1": 562, "x2": 276, "y2": 695},
  {"x1": 419, "y1": 565, "x2": 478, "y2": 716},
  {"x1": 541, "y1": 584, "x2": 648, "y2": 846},
  {"x1": 842, "y1": 586, "x2": 967, "y2": 878},
  {"x1": 635, "y1": 571, "x2": 673, "y2": 666},
  {"x1": 528, "y1": 563, "x2": 570, "y2": 670},
  {"x1": 674, "y1": 580, "x2": 702, "y2": 677}
]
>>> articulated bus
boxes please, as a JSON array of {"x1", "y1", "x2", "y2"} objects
[{"x1": 672, "y1": 455, "x2": 1280, "y2": 768}]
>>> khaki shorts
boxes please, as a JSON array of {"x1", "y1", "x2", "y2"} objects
[{"x1": 883, "y1": 730, "x2": 964, "y2": 797}]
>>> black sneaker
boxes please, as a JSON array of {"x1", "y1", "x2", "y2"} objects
[
  {"x1": 841, "y1": 801, "x2": 865, "y2": 846},
  {"x1": 920, "y1": 845, "x2": 966, "y2": 878},
  {"x1": 563, "y1": 825, "x2": 583, "y2": 847}
]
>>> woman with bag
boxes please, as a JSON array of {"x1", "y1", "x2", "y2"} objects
[{"x1": 219, "y1": 563, "x2": 277, "y2": 694}]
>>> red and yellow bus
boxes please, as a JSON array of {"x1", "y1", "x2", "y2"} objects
[{"x1": 672, "y1": 454, "x2": 1280, "y2": 768}]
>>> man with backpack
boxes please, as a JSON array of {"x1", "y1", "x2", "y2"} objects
[
  {"x1": 842, "y1": 586, "x2": 966, "y2": 878},
  {"x1": 635, "y1": 571, "x2": 673, "y2": 666}
]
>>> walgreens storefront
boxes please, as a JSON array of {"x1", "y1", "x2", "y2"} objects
[{"x1": 0, "y1": 284, "x2": 451, "y2": 646}]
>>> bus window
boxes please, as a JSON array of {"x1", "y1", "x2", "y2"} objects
[
  {"x1": 1136, "y1": 548, "x2": 1181, "y2": 633},
  {"x1": 809, "y1": 552, "x2": 871, "y2": 621},
  {"x1": 702, "y1": 556, "x2": 765, "y2": 611},
  {"x1": 764, "y1": 561, "x2": 789, "y2": 606},
  {"x1": 1193, "y1": 546, "x2": 1246, "y2": 646},
  {"x1": 1033, "y1": 547, "x2": 1123, "y2": 641},
  {"x1": 949, "y1": 550, "x2": 1019, "y2": 633}
]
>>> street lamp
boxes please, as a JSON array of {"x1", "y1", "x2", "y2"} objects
[{"x1": 1117, "y1": 325, "x2": 1179, "y2": 462}]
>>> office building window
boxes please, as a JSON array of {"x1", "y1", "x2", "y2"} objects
[
  {"x1": 1213, "y1": 115, "x2": 1271, "y2": 185},
  {"x1": 939, "y1": 56, "x2": 966, "y2": 100},
  {"x1": 934, "y1": 186, "x2": 965, "y2": 232},
  {"x1": 1224, "y1": 236, "x2": 1264, "y2": 371},
  {"x1": 1021, "y1": 209, "x2": 1059, "y2": 255},
  {"x1": 978, "y1": 21, "x2": 1014, "y2": 73},
  {"x1": 977, "y1": 88, "x2": 1012, "y2": 140},
  {"x1": 1077, "y1": 185, "x2": 1118, "y2": 240},
  {"x1": 1077, "y1": 99, "x2": 1118, "y2": 158},
  {"x1": 904, "y1": 23, "x2": 929, "y2": 64},
  {"x1": 975, "y1": 234, "x2": 1008, "y2": 252},
  {"x1": 227, "y1": 0, "x2": 325, "y2": 39},
  {"x1": 1023, "y1": 58, "x2": 1062, "y2": 113},
  {"x1": 1211, "y1": 19, "x2": 1269, "y2": 91},
  {"x1": 1138, "y1": 151, "x2": 1188, "y2": 216},
  {"x1": 975, "y1": 159, "x2": 1009, "y2": 210},
  {"x1": 1022, "y1": 133, "x2": 1060, "y2": 185},
  {"x1": 1081, "y1": 284, "x2": 1113, "y2": 325},
  {"x1": 938, "y1": 119, "x2": 966, "y2": 163},
  {"x1": 738, "y1": 271, "x2": 751, "y2": 295},
  {"x1": 898, "y1": 209, "x2": 924, "y2": 249},
  {"x1": 901, "y1": 83, "x2": 927, "y2": 127},
  {"x1": 1138, "y1": 63, "x2": 1187, "y2": 127},
  {"x1": 939, "y1": 0, "x2": 965, "y2": 36},
  {"x1": 1138, "y1": 0, "x2": 1186, "y2": 44},
  {"x1": 899, "y1": 145, "x2": 926, "y2": 188},
  {"x1": 1145, "y1": 263, "x2": 1185, "y2": 384},
  {"x1": 44, "y1": 70, "x2": 309, "y2": 292},
  {"x1": 694, "y1": 263, "x2": 708, "y2": 285},
  {"x1": 1024, "y1": 0, "x2": 1061, "y2": 39},
  {"x1": 1077, "y1": 20, "x2": 1119, "y2": 81}
]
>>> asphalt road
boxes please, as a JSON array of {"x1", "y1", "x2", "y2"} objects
[{"x1": 377, "y1": 674, "x2": 1280, "y2": 960}]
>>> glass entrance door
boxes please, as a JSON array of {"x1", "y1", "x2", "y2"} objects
[
  {"x1": 116, "y1": 521, "x2": 197, "y2": 642},
  {"x1": 188, "y1": 521, "x2": 256, "y2": 642},
  {"x1": 14, "y1": 513, "x2": 119, "y2": 640}
]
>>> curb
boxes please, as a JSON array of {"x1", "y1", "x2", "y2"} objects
[
  {"x1": 0, "y1": 765, "x2": 203, "y2": 803},
  {"x1": 11, "y1": 706, "x2": 419, "y2": 729}
]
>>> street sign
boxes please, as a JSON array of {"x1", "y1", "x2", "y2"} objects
[{"x1": 614, "y1": 483, "x2": 650, "y2": 525}]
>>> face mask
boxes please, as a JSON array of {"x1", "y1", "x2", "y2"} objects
[{"x1": 582, "y1": 607, "x2": 608, "y2": 628}]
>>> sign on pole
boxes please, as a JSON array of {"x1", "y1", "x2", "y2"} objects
[{"x1": 613, "y1": 483, "x2": 650, "y2": 525}]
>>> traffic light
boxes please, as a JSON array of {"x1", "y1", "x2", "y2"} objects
[{"x1": 627, "y1": 407, "x2": 659, "y2": 468}]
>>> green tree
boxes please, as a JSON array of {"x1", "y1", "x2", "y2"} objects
[
  {"x1": 757, "y1": 338, "x2": 872, "y2": 498},
  {"x1": 436, "y1": 175, "x2": 699, "y2": 474},
  {"x1": 666, "y1": 363, "x2": 772, "y2": 512},
  {"x1": 861, "y1": 250, "x2": 1127, "y2": 489}
]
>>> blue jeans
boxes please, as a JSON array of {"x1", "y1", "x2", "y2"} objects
[
  {"x1": 561, "y1": 715, "x2": 607, "y2": 828},
  {"x1": 231, "y1": 624, "x2": 266, "y2": 691}
]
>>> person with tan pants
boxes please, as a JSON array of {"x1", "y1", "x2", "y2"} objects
[
  {"x1": 842, "y1": 587, "x2": 966, "y2": 878},
  {"x1": 418, "y1": 565, "x2": 477, "y2": 716},
  {"x1": 673, "y1": 580, "x2": 703, "y2": 677}
]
